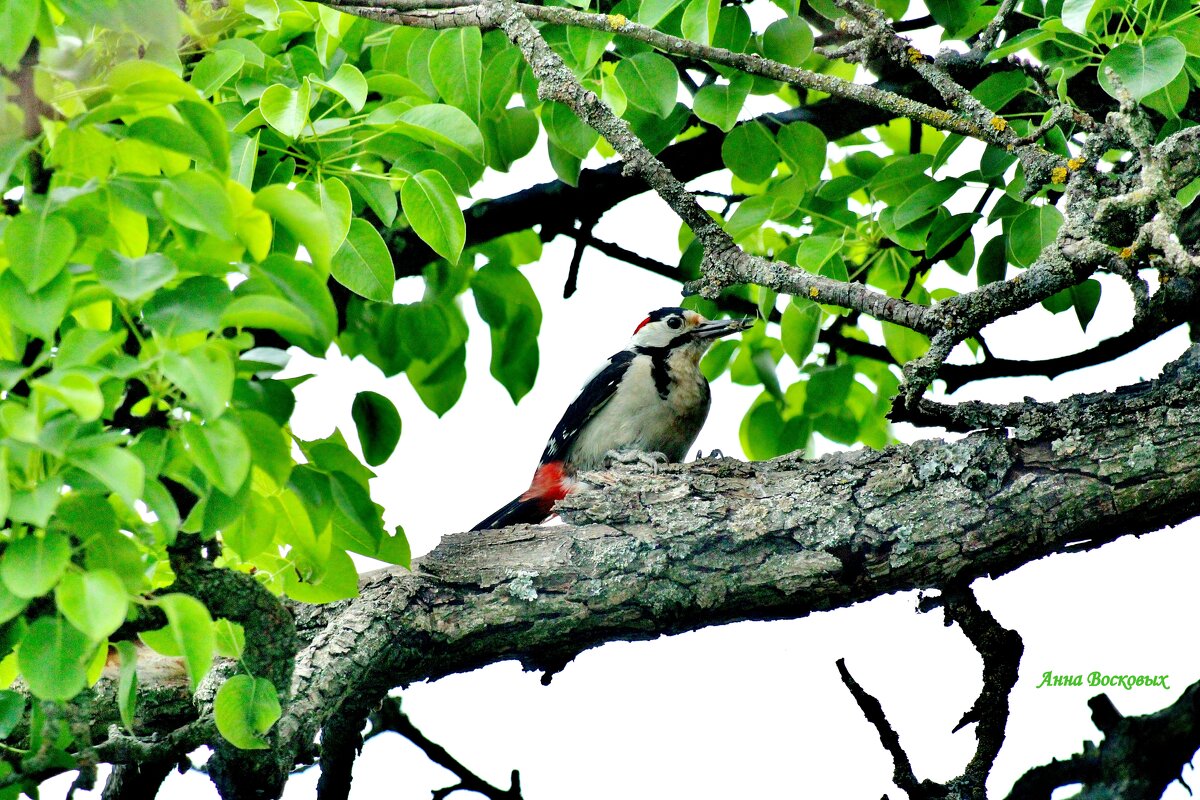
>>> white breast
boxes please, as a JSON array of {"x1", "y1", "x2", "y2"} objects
[{"x1": 570, "y1": 352, "x2": 711, "y2": 471}]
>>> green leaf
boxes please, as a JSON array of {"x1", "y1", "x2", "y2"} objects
[
  {"x1": 0, "y1": 0, "x2": 39, "y2": 71},
  {"x1": 1099, "y1": 37, "x2": 1187, "y2": 102},
  {"x1": 142, "y1": 276, "x2": 232, "y2": 337},
  {"x1": 344, "y1": 174, "x2": 398, "y2": 227},
  {"x1": 316, "y1": 63, "x2": 368, "y2": 113},
  {"x1": 1, "y1": 533, "x2": 71, "y2": 598},
  {"x1": 55, "y1": 569, "x2": 129, "y2": 640},
  {"x1": 781, "y1": 300, "x2": 821, "y2": 366},
  {"x1": 429, "y1": 28, "x2": 481, "y2": 115},
  {"x1": 213, "y1": 619, "x2": 246, "y2": 660},
  {"x1": 971, "y1": 71, "x2": 1029, "y2": 111},
  {"x1": 1142, "y1": 67, "x2": 1191, "y2": 118},
  {"x1": 5, "y1": 213, "x2": 76, "y2": 292},
  {"x1": 893, "y1": 179, "x2": 963, "y2": 229},
  {"x1": 1041, "y1": 287, "x2": 1072, "y2": 314},
  {"x1": 693, "y1": 75, "x2": 751, "y2": 132},
  {"x1": 868, "y1": 153, "x2": 932, "y2": 204},
  {"x1": 0, "y1": 448, "x2": 8, "y2": 531},
  {"x1": 1071, "y1": 279, "x2": 1101, "y2": 331},
  {"x1": 297, "y1": 177, "x2": 352, "y2": 254},
  {"x1": 882, "y1": 321, "x2": 931, "y2": 363},
  {"x1": 1061, "y1": 0, "x2": 1098, "y2": 34},
  {"x1": 260, "y1": 79, "x2": 312, "y2": 139},
  {"x1": 482, "y1": 106, "x2": 539, "y2": 172},
  {"x1": 542, "y1": 101, "x2": 599, "y2": 159},
  {"x1": 722, "y1": 122, "x2": 777, "y2": 184},
  {"x1": 161, "y1": 172, "x2": 236, "y2": 240},
  {"x1": 18, "y1": 616, "x2": 93, "y2": 701},
  {"x1": 376, "y1": 527, "x2": 411, "y2": 568},
  {"x1": 254, "y1": 184, "x2": 335, "y2": 271},
  {"x1": 283, "y1": 546, "x2": 359, "y2": 602},
  {"x1": 85, "y1": 530, "x2": 148, "y2": 594},
  {"x1": 408, "y1": 341, "x2": 466, "y2": 417},
  {"x1": 1007, "y1": 204, "x2": 1063, "y2": 268},
  {"x1": 191, "y1": 50, "x2": 244, "y2": 97},
  {"x1": 394, "y1": 104, "x2": 485, "y2": 164},
  {"x1": 215, "y1": 674, "x2": 281, "y2": 749},
  {"x1": 637, "y1": 0, "x2": 687, "y2": 27},
  {"x1": 739, "y1": 394, "x2": 809, "y2": 460},
  {"x1": 762, "y1": 17, "x2": 813, "y2": 66},
  {"x1": 926, "y1": 0, "x2": 981, "y2": 35},
  {"x1": 254, "y1": 255, "x2": 337, "y2": 348},
  {"x1": 0, "y1": 690, "x2": 25, "y2": 739},
  {"x1": 352, "y1": 391, "x2": 402, "y2": 467},
  {"x1": 127, "y1": 116, "x2": 213, "y2": 166},
  {"x1": 68, "y1": 446, "x2": 146, "y2": 508},
  {"x1": 32, "y1": 371, "x2": 104, "y2": 422},
  {"x1": 616, "y1": 52, "x2": 678, "y2": 118},
  {"x1": 776, "y1": 122, "x2": 827, "y2": 189},
  {"x1": 984, "y1": 28, "x2": 1053, "y2": 62},
  {"x1": 804, "y1": 364, "x2": 853, "y2": 416},
  {"x1": 157, "y1": 593, "x2": 214, "y2": 691},
  {"x1": 926, "y1": 212, "x2": 979, "y2": 261},
  {"x1": 977, "y1": 234, "x2": 1007, "y2": 285},
  {"x1": 94, "y1": 251, "x2": 178, "y2": 301},
  {"x1": 401, "y1": 170, "x2": 466, "y2": 264},
  {"x1": 0, "y1": 581, "x2": 28, "y2": 626},
  {"x1": 681, "y1": 0, "x2": 719, "y2": 45},
  {"x1": 472, "y1": 262, "x2": 542, "y2": 402},
  {"x1": 162, "y1": 344, "x2": 235, "y2": 420},
  {"x1": 332, "y1": 219, "x2": 396, "y2": 301},
  {"x1": 0, "y1": 269, "x2": 72, "y2": 341},
  {"x1": 181, "y1": 418, "x2": 251, "y2": 496},
  {"x1": 221, "y1": 295, "x2": 316, "y2": 342},
  {"x1": 114, "y1": 640, "x2": 138, "y2": 731}
]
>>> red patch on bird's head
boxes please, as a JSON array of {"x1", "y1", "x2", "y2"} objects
[{"x1": 633, "y1": 316, "x2": 652, "y2": 334}]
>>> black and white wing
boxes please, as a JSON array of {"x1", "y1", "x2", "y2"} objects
[{"x1": 538, "y1": 350, "x2": 636, "y2": 466}]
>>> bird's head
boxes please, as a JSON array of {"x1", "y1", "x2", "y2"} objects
[{"x1": 629, "y1": 307, "x2": 752, "y2": 356}]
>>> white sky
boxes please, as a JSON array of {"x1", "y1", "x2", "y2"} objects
[{"x1": 46, "y1": 2, "x2": 1200, "y2": 797}]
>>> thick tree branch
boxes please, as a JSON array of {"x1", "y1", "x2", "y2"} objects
[
  {"x1": 63, "y1": 345, "x2": 1200, "y2": 790},
  {"x1": 1006, "y1": 677, "x2": 1200, "y2": 799}
]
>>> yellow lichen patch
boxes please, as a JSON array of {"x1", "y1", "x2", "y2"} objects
[
  {"x1": 1050, "y1": 166, "x2": 1068, "y2": 184},
  {"x1": 906, "y1": 47, "x2": 924, "y2": 64},
  {"x1": 607, "y1": 13, "x2": 627, "y2": 29},
  {"x1": 1119, "y1": 246, "x2": 1133, "y2": 259},
  {"x1": 989, "y1": 117, "x2": 1008, "y2": 132},
  {"x1": 809, "y1": 287, "x2": 819, "y2": 298},
  {"x1": 1067, "y1": 157, "x2": 1085, "y2": 170}
]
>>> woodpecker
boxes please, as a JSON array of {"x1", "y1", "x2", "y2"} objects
[{"x1": 472, "y1": 307, "x2": 751, "y2": 531}]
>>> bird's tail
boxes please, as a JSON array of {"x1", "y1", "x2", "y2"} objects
[
  {"x1": 471, "y1": 461, "x2": 572, "y2": 531},
  {"x1": 471, "y1": 495, "x2": 555, "y2": 531}
]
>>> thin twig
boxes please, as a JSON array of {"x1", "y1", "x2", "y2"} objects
[{"x1": 370, "y1": 699, "x2": 523, "y2": 800}]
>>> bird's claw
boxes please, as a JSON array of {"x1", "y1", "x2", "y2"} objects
[
  {"x1": 604, "y1": 449, "x2": 668, "y2": 472},
  {"x1": 696, "y1": 449, "x2": 724, "y2": 460}
]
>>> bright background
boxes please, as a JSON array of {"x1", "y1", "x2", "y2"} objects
[{"x1": 47, "y1": 3, "x2": 1200, "y2": 797}]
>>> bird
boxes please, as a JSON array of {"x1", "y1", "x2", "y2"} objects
[{"x1": 472, "y1": 307, "x2": 752, "y2": 531}]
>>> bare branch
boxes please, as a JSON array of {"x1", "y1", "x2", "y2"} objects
[
  {"x1": 835, "y1": 658, "x2": 928, "y2": 797},
  {"x1": 369, "y1": 698, "x2": 523, "y2": 800}
]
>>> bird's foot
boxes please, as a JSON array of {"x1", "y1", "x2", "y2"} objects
[
  {"x1": 696, "y1": 449, "x2": 724, "y2": 460},
  {"x1": 604, "y1": 449, "x2": 668, "y2": 473}
]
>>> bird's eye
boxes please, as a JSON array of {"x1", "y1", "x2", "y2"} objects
[{"x1": 667, "y1": 317, "x2": 683, "y2": 329}]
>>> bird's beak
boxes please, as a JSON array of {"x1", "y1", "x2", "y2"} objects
[{"x1": 691, "y1": 317, "x2": 754, "y2": 339}]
